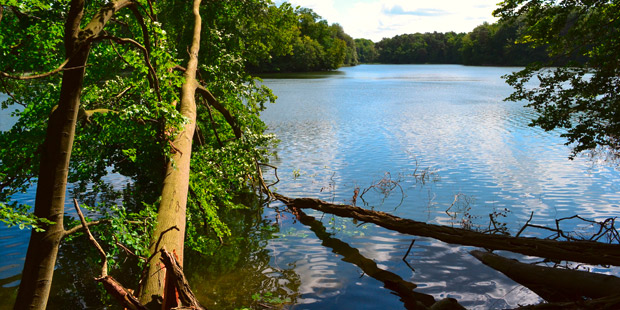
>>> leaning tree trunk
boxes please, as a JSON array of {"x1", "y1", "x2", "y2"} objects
[
  {"x1": 139, "y1": 0, "x2": 202, "y2": 308},
  {"x1": 14, "y1": 1, "x2": 133, "y2": 309}
]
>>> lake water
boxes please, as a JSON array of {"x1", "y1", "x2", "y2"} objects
[
  {"x1": 1, "y1": 65, "x2": 619, "y2": 309},
  {"x1": 255, "y1": 64, "x2": 620, "y2": 309}
]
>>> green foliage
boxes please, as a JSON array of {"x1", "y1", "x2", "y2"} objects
[
  {"x1": 1, "y1": 0, "x2": 277, "y2": 260},
  {"x1": 249, "y1": 6, "x2": 357, "y2": 72},
  {"x1": 495, "y1": 0, "x2": 620, "y2": 159},
  {"x1": 251, "y1": 291, "x2": 292, "y2": 306},
  {"x1": 0, "y1": 202, "x2": 53, "y2": 231},
  {"x1": 355, "y1": 38, "x2": 379, "y2": 63},
  {"x1": 369, "y1": 20, "x2": 547, "y2": 65}
]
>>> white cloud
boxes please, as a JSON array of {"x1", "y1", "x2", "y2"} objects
[{"x1": 278, "y1": 0, "x2": 499, "y2": 41}]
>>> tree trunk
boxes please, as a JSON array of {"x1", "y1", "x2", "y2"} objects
[
  {"x1": 14, "y1": 1, "x2": 133, "y2": 309},
  {"x1": 275, "y1": 194, "x2": 620, "y2": 266},
  {"x1": 139, "y1": 0, "x2": 202, "y2": 307},
  {"x1": 470, "y1": 250, "x2": 620, "y2": 302}
]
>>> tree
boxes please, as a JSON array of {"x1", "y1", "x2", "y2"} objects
[
  {"x1": 355, "y1": 38, "x2": 378, "y2": 63},
  {"x1": 0, "y1": 1, "x2": 168, "y2": 308},
  {"x1": 249, "y1": 6, "x2": 355, "y2": 72},
  {"x1": 494, "y1": 0, "x2": 620, "y2": 160},
  {"x1": 2, "y1": 0, "x2": 276, "y2": 308},
  {"x1": 139, "y1": 0, "x2": 202, "y2": 306}
]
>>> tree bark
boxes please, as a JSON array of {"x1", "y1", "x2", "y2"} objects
[
  {"x1": 139, "y1": 0, "x2": 202, "y2": 308},
  {"x1": 14, "y1": 1, "x2": 133, "y2": 309},
  {"x1": 275, "y1": 194, "x2": 620, "y2": 266},
  {"x1": 470, "y1": 250, "x2": 620, "y2": 302},
  {"x1": 158, "y1": 248, "x2": 205, "y2": 310}
]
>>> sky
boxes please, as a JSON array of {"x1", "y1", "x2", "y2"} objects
[{"x1": 274, "y1": 0, "x2": 501, "y2": 42}]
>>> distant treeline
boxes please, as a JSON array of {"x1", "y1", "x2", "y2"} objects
[
  {"x1": 249, "y1": 5, "x2": 552, "y2": 73},
  {"x1": 357, "y1": 20, "x2": 550, "y2": 66}
]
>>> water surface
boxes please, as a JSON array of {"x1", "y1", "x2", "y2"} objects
[
  {"x1": 1, "y1": 65, "x2": 619, "y2": 309},
  {"x1": 256, "y1": 64, "x2": 620, "y2": 309}
]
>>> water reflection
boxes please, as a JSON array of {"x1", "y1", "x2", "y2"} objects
[
  {"x1": 184, "y1": 199, "x2": 301, "y2": 309},
  {"x1": 293, "y1": 207, "x2": 436, "y2": 309}
]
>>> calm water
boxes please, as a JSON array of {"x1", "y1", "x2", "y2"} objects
[
  {"x1": 1, "y1": 65, "x2": 619, "y2": 309},
  {"x1": 256, "y1": 64, "x2": 620, "y2": 309}
]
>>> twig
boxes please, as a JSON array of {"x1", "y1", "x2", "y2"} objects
[
  {"x1": 0, "y1": 58, "x2": 70, "y2": 80},
  {"x1": 114, "y1": 235, "x2": 147, "y2": 261},
  {"x1": 256, "y1": 160, "x2": 274, "y2": 200},
  {"x1": 0, "y1": 76, "x2": 26, "y2": 107},
  {"x1": 258, "y1": 162, "x2": 280, "y2": 189},
  {"x1": 403, "y1": 239, "x2": 416, "y2": 261},
  {"x1": 196, "y1": 84, "x2": 242, "y2": 138},
  {"x1": 516, "y1": 212, "x2": 534, "y2": 237}
]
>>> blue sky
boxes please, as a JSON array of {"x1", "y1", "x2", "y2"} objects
[{"x1": 274, "y1": 0, "x2": 500, "y2": 41}]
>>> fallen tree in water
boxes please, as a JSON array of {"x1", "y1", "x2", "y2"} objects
[
  {"x1": 470, "y1": 250, "x2": 620, "y2": 302},
  {"x1": 274, "y1": 193, "x2": 620, "y2": 266}
]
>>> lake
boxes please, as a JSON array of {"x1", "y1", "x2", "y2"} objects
[
  {"x1": 255, "y1": 64, "x2": 620, "y2": 309},
  {"x1": 1, "y1": 64, "x2": 619, "y2": 309}
]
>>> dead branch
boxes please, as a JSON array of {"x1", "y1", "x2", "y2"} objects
[
  {"x1": 256, "y1": 160, "x2": 275, "y2": 200},
  {"x1": 516, "y1": 213, "x2": 620, "y2": 243},
  {"x1": 63, "y1": 219, "x2": 111, "y2": 237},
  {"x1": 275, "y1": 194, "x2": 620, "y2": 266},
  {"x1": 73, "y1": 199, "x2": 108, "y2": 277},
  {"x1": 73, "y1": 199, "x2": 147, "y2": 310},
  {"x1": 159, "y1": 248, "x2": 205, "y2": 309},
  {"x1": 516, "y1": 293, "x2": 620, "y2": 309},
  {"x1": 258, "y1": 163, "x2": 280, "y2": 190}
]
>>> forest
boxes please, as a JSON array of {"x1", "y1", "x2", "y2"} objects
[{"x1": 0, "y1": 0, "x2": 619, "y2": 309}]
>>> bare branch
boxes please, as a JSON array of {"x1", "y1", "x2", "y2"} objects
[
  {"x1": 63, "y1": 219, "x2": 111, "y2": 237},
  {"x1": 0, "y1": 76, "x2": 26, "y2": 106},
  {"x1": 258, "y1": 162, "x2": 280, "y2": 189},
  {"x1": 72, "y1": 198, "x2": 108, "y2": 277},
  {"x1": 275, "y1": 193, "x2": 620, "y2": 266}
]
